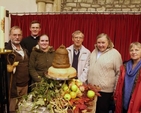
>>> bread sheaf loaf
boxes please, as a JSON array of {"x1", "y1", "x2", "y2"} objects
[{"x1": 52, "y1": 44, "x2": 70, "y2": 68}]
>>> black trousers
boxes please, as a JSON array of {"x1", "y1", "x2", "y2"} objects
[
  {"x1": 96, "y1": 92, "x2": 113, "y2": 113},
  {"x1": 122, "y1": 108, "x2": 128, "y2": 113}
]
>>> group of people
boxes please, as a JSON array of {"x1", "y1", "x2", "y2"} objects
[{"x1": 6, "y1": 20, "x2": 141, "y2": 113}]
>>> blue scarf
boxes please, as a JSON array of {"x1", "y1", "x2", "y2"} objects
[{"x1": 123, "y1": 59, "x2": 141, "y2": 110}]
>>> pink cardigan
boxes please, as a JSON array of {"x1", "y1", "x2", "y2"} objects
[{"x1": 114, "y1": 65, "x2": 141, "y2": 113}]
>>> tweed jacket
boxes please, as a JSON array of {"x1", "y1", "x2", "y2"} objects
[{"x1": 5, "y1": 41, "x2": 29, "y2": 98}]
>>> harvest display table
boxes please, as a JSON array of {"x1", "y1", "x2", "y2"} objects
[{"x1": 18, "y1": 77, "x2": 97, "y2": 113}]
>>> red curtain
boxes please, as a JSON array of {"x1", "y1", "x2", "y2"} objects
[{"x1": 11, "y1": 14, "x2": 141, "y2": 62}]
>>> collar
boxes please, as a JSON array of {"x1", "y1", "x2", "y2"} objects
[
  {"x1": 31, "y1": 35, "x2": 39, "y2": 39},
  {"x1": 11, "y1": 43, "x2": 22, "y2": 51},
  {"x1": 73, "y1": 45, "x2": 82, "y2": 51}
]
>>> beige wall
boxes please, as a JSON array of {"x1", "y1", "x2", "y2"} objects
[
  {"x1": 0, "y1": 0, "x2": 37, "y2": 13},
  {"x1": 0, "y1": 0, "x2": 37, "y2": 42}
]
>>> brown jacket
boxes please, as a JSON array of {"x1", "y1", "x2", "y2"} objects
[
  {"x1": 29, "y1": 45, "x2": 55, "y2": 82},
  {"x1": 5, "y1": 41, "x2": 29, "y2": 98}
]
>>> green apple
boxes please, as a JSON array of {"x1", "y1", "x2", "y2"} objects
[
  {"x1": 87, "y1": 90, "x2": 95, "y2": 98},
  {"x1": 70, "y1": 91, "x2": 77, "y2": 99},
  {"x1": 71, "y1": 84, "x2": 78, "y2": 92},
  {"x1": 62, "y1": 84, "x2": 69, "y2": 91},
  {"x1": 64, "y1": 93, "x2": 71, "y2": 100},
  {"x1": 68, "y1": 80, "x2": 76, "y2": 87}
]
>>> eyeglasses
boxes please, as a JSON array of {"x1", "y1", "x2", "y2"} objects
[
  {"x1": 74, "y1": 36, "x2": 83, "y2": 39},
  {"x1": 12, "y1": 34, "x2": 22, "y2": 37}
]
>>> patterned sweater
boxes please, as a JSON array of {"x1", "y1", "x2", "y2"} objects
[{"x1": 88, "y1": 47, "x2": 122, "y2": 92}]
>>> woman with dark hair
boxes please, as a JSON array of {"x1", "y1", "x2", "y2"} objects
[{"x1": 29, "y1": 34, "x2": 55, "y2": 82}]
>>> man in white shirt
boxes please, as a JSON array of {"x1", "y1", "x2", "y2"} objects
[{"x1": 67, "y1": 30, "x2": 91, "y2": 83}]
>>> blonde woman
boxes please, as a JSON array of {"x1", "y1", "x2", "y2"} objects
[{"x1": 88, "y1": 33, "x2": 122, "y2": 113}]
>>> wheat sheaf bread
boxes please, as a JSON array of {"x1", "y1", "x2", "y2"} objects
[
  {"x1": 47, "y1": 45, "x2": 76, "y2": 79},
  {"x1": 48, "y1": 66, "x2": 76, "y2": 79}
]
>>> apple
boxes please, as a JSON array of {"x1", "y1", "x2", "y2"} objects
[
  {"x1": 70, "y1": 91, "x2": 77, "y2": 99},
  {"x1": 68, "y1": 80, "x2": 76, "y2": 87},
  {"x1": 64, "y1": 93, "x2": 71, "y2": 100},
  {"x1": 87, "y1": 90, "x2": 95, "y2": 98},
  {"x1": 71, "y1": 84, "x2": 78, "y2": 92},
  {"x1": 62, "y1": 84, "x2": 69, "y2": 91}
]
